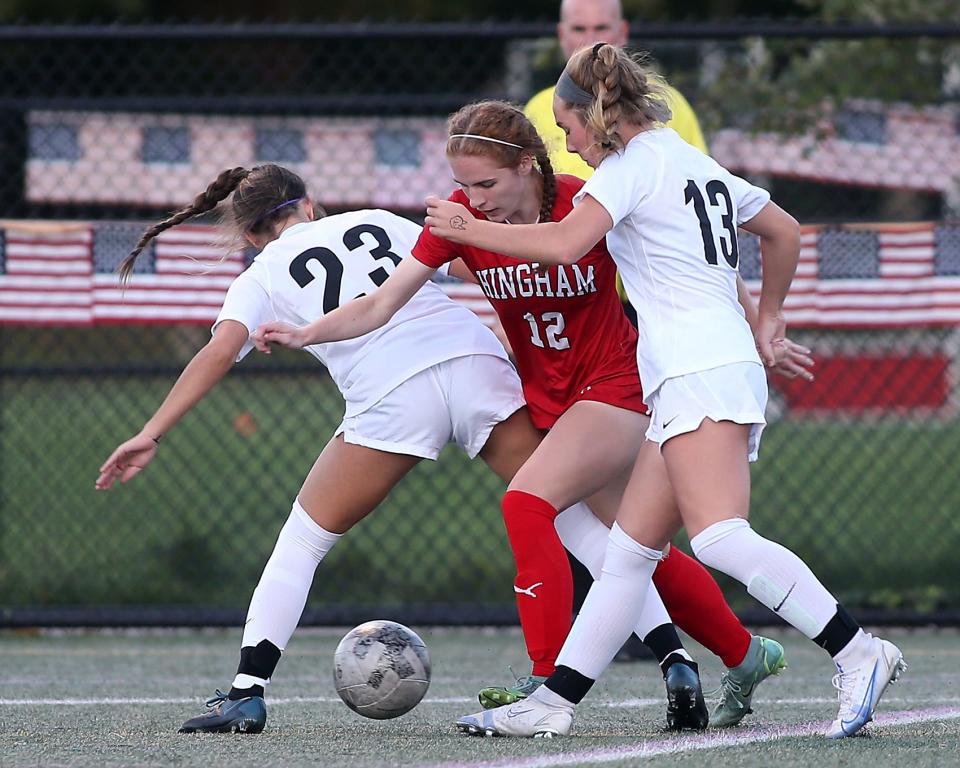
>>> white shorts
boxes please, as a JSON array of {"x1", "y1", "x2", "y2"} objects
[
  {"x1": 645, "y1": 361, "x2": 768, "y2": 462},
  {"x1": 336, "y1": 354, "x2": 526, "y2": 460}
]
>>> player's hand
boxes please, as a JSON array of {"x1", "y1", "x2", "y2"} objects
[
  {"x1": 754, "y1": 310, "x2": 787, "y2": 370},
  {"x1": 95, "y1": 433, "x2": 158, "y2": 490},
  {"x1": 770, "y1": 337, "x2": 815, "y2": 381},
  {"x1": 425, "y1": 196, "x2": 475, "y2": 242},
  {"x1": 251, "y1": 321, "x2": 308, "y2": 353}
]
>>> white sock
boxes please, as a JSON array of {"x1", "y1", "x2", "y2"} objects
[
  {"x1": 555, "y1": 523, "x2": 662, "y2": 680},
  {"x1": 233, "y1": 500, "x2": 342, "y2": 690},
  {"x1": 834, "y1": 630, "x2": 875, "y2": 667},
  {"x1": 690, "y1": 518, "x2": 838, "y2": 640},
  {"x1": 556, "y1": 503, "x2": 673, "y2": 642}
]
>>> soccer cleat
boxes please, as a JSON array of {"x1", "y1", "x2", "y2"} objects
[
  {"x1": 664, "y1": 661, "x2": 709, "y2": 730},
  {"x1": 711, "y1": 635, "x2": 787, "y2": 728},
  {"x1": 825, "y1": 637, "x2": 907, "y2": 739},
  {"x1": 457, "y1": 688, "x2": 574, "y2": 738},
  {"x1": 478, "y1": 673, "x2": 547, "y2": 709},
  {"x1": 178, "y1": 689, "x2": 267, "y2": 734}
]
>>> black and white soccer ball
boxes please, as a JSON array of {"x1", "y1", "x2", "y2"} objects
[{"x1": 333, "y1": 620, "x2": 431, "y2": 719}]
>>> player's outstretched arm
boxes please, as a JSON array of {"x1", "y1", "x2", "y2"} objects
[
  {"x1": 95, "y1": 320, "x2": 248, "y2": 490},
  {"x1": 424, "y1": 194, "x2": 611, "y2": 266},
  {"x1": 252, "y1": 256, "x2": 436, "y2": 351},
  {"x1": 739, "y1": 202, "x2": 800, "y2": 368}
]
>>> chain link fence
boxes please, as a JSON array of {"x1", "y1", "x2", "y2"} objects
[{"x1": 1, "y1": 22, "x2": 959, "y2": 626}]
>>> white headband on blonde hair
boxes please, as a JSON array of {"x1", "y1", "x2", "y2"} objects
[{"x1": 448, "y1": 133, "x2": 524, "y2": 149}]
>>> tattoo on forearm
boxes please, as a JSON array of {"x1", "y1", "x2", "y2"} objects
[{"x1": 450, "y1": 215, "x2": 467, "y2": 231}]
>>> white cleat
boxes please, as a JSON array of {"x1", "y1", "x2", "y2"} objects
[
  {"x1": 825, "y1": 637, "x2": 907, "y2": 739},
  {"x1": 455, "y1": 690, "x2": 574, "y2": 738}
]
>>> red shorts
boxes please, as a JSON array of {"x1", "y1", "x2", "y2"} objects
[{"x1": 526, "y1": 371, "x2": 649, "y2": 430}]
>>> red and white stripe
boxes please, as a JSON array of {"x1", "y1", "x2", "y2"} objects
[
  {"x1": 0, "y1": 226, "x2": 93, "y2": 324},
  {"x1": 92, "y1": 225, "x2": 244, "y2": 323}
]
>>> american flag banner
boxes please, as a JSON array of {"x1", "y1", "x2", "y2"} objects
[
  {"x1": 92, "y1": 223, "x2": 246, "y2": 324},
  {"x1": 0, "y1": 222, "x2": 93, "y2": 324},
  {"x1": 741, "y1": 222, "x2": 960, "y2": 328},
  {"x1": 2, "y1": 219, "x2": 960, "y2": 328}
]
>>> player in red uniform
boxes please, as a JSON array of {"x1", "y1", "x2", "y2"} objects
[{"x1": 254, "y1": 101, "x2": 813, "y2": 729}]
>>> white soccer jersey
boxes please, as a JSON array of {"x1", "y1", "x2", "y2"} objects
[
  {"x1": 214, "y1": 209, "x2": 509, "y2": 416},
  {"x1": 574, "y1": 127, "x2": 771, "y2": 396}
]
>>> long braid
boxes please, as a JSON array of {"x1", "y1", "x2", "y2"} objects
[
  {"x1": 536, "y1": 150, "x2": 557, "y2": 223},
  {"x1": 119, "y1": 166, "x2": 250, "y2": 283},
  {"x1": 565, "y1": 44, "x2": 672, "y2": 162},
  {"x1": 589, "y1": 45, "x2": 625, "y2": 154}
]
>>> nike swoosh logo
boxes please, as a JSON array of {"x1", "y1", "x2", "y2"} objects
[
  {"x1": 662, "y1": 415, "x2": 678, "y2": 429},
  {"x1": 774, "y1": 583, "x2": 797, "y2": 612},
  {"x1": 507, "y1": 708, "x2": 535, "y2": 718}
]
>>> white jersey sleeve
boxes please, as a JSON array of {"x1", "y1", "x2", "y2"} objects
[
  {"x1": 213, "y1": 265, "x2": 273, "y2": 362},
  {"x1": 575, "y1": 140, "x2": 663, "y2": 228}
]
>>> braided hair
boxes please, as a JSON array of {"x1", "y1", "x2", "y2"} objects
[
  {"x1": 563, "y1": 43, "x2": 671, "y2": 160},
  {"x1": 119, "y1": 164, "x2": 310, "y2": 283},
  {"x1": 446, "y1": 100, "x2": 558, "y2": 223}
]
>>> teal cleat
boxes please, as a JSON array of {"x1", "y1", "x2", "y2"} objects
[
  {"x1": 478, "y1": 672, "x2": 547, "y2": 710},
  {"x1": 711, "y1": 636, "x2": 787, "y2": 728},
  {"x1": 178, "y1": 689, "x2": 267, "y2": 734}
]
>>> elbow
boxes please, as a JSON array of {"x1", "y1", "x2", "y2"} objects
[{"x1": 202, "y1": 339, "x2": 240, "y2": 371}]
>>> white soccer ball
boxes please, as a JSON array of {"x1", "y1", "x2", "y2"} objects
[{"x1": 333, "y1": 620, "x2": 431, "y2": 719}]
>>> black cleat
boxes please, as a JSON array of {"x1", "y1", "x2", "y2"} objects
[
  {"x1": 178, "y1": 689, "x2": 267, "y2": 734},
  {"x1": 664, "y1": 662, "x2": 709, "y2": 731}
]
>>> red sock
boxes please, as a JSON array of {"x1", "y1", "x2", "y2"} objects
[
  {"x1": 501, "y1": 490, "x2": 573, "y2": 677},
  {"x1": 652, "y1": 547, "x2": 751, "y2": 669}
]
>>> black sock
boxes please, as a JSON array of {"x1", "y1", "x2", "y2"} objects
[
  {"x1": 812, "y1": 604, "x2": 861, "y2": 658},
  {"x1": 642, "y1": 623, "x2": 684, "y2": 669},
  {"x1": 228, "y1": 684, "x2": 264, "y2": 700},
  {"x1": 660, "y1": 652, "x2": 699, "y2": 679},
  {"x1": 544, "y1": 664, "x2": 595, "y2": 705},
  {"x1": 229, "y1": 639, "x2": 282, "y2": 700}
]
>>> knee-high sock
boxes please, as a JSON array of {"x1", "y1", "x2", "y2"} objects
[
  {"x1": 555, "y1": 523, "x2": 662, "y2": 680},
  {"x1": 557, "y1": 503, "x2": 680, "y2": 659},
  {"x1": 232, "y1": 500, "x2": 342, "y2": 692},
  {"x1": 653, "y1": 546, "x2": 751, "y2": 668},
  {"x1": 690, "y1": 518, "x2": 843, "y2": 642},
  {"x1": 503, "y1": 490, "x2": 574, "y2": 678}
]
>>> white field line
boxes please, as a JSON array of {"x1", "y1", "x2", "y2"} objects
[
  {"x1": 0, "y1": 695, "x2": 958, "y2": 708},
  {"x1": 424, "y1": 707, "x2": 960, "y2": 768}
]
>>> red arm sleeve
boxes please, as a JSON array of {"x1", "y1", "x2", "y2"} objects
[{"x1": 413, "y1": 191, "x2": 471, "y2": 269}]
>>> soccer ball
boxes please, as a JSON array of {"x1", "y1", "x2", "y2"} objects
[{"x1": 333, "y1": 620, "x2": 431, "y2": 719}]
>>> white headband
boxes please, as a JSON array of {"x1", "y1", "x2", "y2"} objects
[{"x1": 448, "y1": 133, "x2": 524, "y2": 150}]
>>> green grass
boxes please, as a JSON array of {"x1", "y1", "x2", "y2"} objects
[
  {"x1": 3, "y1": 364, "x2": 960, "y2": 612},
  {"x1": 0, "y1": 626, "x2": 957, "y2": 767}
]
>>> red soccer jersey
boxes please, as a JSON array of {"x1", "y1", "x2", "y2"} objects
[{"x1": 414, "y1": 174, "x2": 645, "y2": 429}]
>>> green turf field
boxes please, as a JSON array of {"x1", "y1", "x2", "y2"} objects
[{"x1": 0, "y1": 626, "x2": 957, "y2": 767}]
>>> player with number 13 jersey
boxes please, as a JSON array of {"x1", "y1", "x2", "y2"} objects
[{"x1": 414, "y1": 173, "x2": 646, "y2": 429}]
